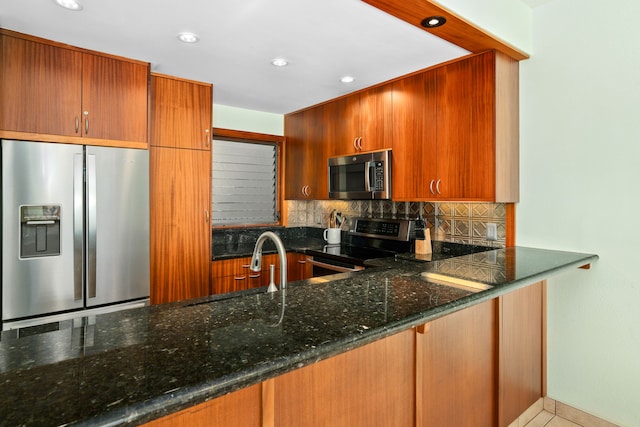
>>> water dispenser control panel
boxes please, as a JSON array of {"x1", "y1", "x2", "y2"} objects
[{"x1": 20, "y1": 205, "x2": 61, "y2": 258}]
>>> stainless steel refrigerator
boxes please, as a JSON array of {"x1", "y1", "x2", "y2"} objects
[{"x1": 1, "y1": 139, "x2": 150, "y2": 324}]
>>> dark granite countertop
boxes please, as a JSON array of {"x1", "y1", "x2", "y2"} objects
[{"x1": 0, "y1": 246, "x2": 598, "y2": 426}]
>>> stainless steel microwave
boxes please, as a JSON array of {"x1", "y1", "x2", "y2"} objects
[{"x1": 328, "y1": 149, "x2": 391, "y2": 200}]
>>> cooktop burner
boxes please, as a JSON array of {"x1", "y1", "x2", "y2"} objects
[
  {"x1": 307, "y1": 217, "x2": 416, "y2": 266},
  {"x1": 306, "y1": 244, "x2": 397, "y2": 266}
]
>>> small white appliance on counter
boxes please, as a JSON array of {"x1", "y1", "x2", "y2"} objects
[{"x1": 1, "y1": 139, "x2": 150, "y2": 329}]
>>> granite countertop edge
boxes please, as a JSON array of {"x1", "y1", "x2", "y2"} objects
[{"x1": 88, "y1": 251, "x2": 599, "y2": 426}]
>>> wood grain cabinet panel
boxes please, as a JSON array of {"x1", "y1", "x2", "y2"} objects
[
  {"x1": 499, "y1": 281, "x2": 544, "y2": 426},
  {"x1": 150, "y1": 147, "x2": 211, "y2": 304},
  {"x1": 0, "y1": 30, "x2": 149, "y2": 146},
  {"x1": 417, "y1": 299, "x2": 497, "y2": 427},
  {"x1": 142, "y1": 383, "x2": 261, "y2": 427},
  {"x1": 434, "y1": 50, "x2": 519, "y2": 202},
  {"x1": 284, "y1": 105, "x2": 327, "y2": 200},
  {"x1": 273, "y1": 328, "x2": 415, "y2": 427},
  {"x1": 391, "y1": 71, "x2": 437, "y2": 200},
  {"x1": 286, "y1": 252, "x2": 312, "y2": 282},
  {"x1": 0, "y1": 33, "x2": 82, "y2": 137},
  {"x1": 327, "y1": 85, "x2": 393, "y2": 156},
  {"x1": 149, "y1": 73, "x2": 212, "y2": 305},
  {"x1": 211, "y1": 254, "x2": 285, "y2": 294},
  {"x1": 150, "y1": 74, "x2": 212, "y2": 150},
  {"x1": 81, "y1": 53, "x2": 148, "y2": 143}
]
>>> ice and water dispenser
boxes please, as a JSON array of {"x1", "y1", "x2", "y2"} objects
[{"x1": 19, "y1": 205, "x2": 61, "y2": 258}]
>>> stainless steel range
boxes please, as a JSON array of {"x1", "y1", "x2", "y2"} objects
[{"x1": 306, "y1": 217, "x2": 415, "y2": 276}]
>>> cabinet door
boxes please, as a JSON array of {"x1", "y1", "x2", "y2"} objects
[
  {"x1": 284, "y1": 106, "x2": 327, "y2": 200},
  {"x1": 326, "y1": 94, "x2": 360, "y2": 156},
  {"x1": 142, "y1": 383, "x2": 261, "y2": 427},
  {"x1": 287, "y1": 252, "x2": 312, "y2": 282},
  {"x1": 417, "y1": 299, "x2": 497, "y2": 427},
  {"x1": 82, "y1": 53, "x2": 148, "y2": 144},
  {"x1": 273, "y1": 329, "x2": 415, "y2": 427},
  {"x1": 359, "y1": 84, "x2": 393, "y2": 152},
  {"x1": 150, "y1": 75, "x2": 212, "y2": 150},
  {"x1": 150, "y1": 147, "x2": 211, "y2": 304},
  {"x1": 436, "y1": 52, "x2": 495, "y2": 200},
  {"x1": 391, "y1": 71, "x2": 437, "y2": 200},
  {"x1": 0, "y1": 33, "x2": 82, "y2": 136},
  {"x1": 499, "y1": 281, "x2": 544, "y2": 427},
  {"x1": 327, "y1": 87, "x2": 392, "y2": 156}
]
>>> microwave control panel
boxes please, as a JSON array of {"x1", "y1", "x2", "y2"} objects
[{"x1": 373, "y1": 162, "x2": 385, "y2": 190}]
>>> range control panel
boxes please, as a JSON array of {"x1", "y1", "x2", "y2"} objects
[{"x1": 350, "y1": 217, "x2": 414, "y2": 241}]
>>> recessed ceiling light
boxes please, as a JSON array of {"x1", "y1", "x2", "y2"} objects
[
  {"x1": 177, "y1": 32, "x2": 200, "y2": 43},
  {"x1": 271, "y1": 58, "x2": 288, "y2": 67},
  {"x1": 340, "y1": 76, "x2": 355, "y2": 83},
  {"x1": 54, "y1": 0, "x2": 83, "y2": 11},
  {"x1": 421, "y1": 16, "x2": 447, "y2": 28}
]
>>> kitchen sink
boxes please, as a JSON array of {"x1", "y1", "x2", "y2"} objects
[{"x1": 421, "y1": 272, "x2": 493, "y2": 293}]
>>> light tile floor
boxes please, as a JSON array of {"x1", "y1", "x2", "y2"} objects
[
  {"x1": 518, "y1": 397, "x2": 619, "y2": 427},
  {"x1": 524, "y1": 411, "x2": 580, "y2": 427}
]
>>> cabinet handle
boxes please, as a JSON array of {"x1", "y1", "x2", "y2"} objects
[
  {"x1": 249, "y1": 273, "x2": 261, "y2": 279},
  {"x1": 205, "y1": 128, "x2": 210, "y2": 148},
  {"x1": 302, "y1": 185, "x2": 310, "y2": 197},
  {"x1": 234, "y1": 276, "x2": 246, "y2": 280},
  {"x1": 435, "y1": 179, "x2": 441, "y2": 195},
  {"x1": 297, "y1": 259, "x2": 306, "y2": 264},
  {"x1": 353, "y1": 137, "x2": 358, "y2": 150},
  {"x1": 429, "y1": 179, "x2": 435, "y2": 195},
  {"x1": 357, "y1": 137, "x2": 363, "y2": 150},
  {"x1": 83, "y1": 111, "x2": 89, "y2": 135},
  {"x1": 75, "y1": 116, "x2": 79, "y2": 133},
  {"x1": 205, "y1": 210, "x2": 209, "y2": 223}
]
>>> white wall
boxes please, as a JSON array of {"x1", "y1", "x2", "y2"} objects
[
  {"x1": 442, "y1": 0, "x2": 640, "y2": 424},
  {"x1": 519, "y1": 1, "x2": 640, "y2": 424},
  {"x1": 213, "y1": 104, "x2": 284, "y2": 136}
]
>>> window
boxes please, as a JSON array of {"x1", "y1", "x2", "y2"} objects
[{"x1": 212, "y1": 138, "x2": 279, "y2": 226}]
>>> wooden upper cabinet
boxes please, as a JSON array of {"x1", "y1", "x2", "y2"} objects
[
  {"x1": 328, "y1": 85, "x2": 393, "y2": 156},
  {"x1": 0, "y1": 33, "x2": 82, "y2": 137},
  {"x1": 150, "y1": 73, "x2": 213, "y2": 150},
  {"x1": 0, "y1": 29, "x2": 149, "y2": 147},
  {"x1": 82, "y1": 53, "x2": 148, "y2": 144},
  {"x1": 391, "y1": 71, "x2": 437, "y2": 200},
  {"x1": 435, "y1": 51, "x2": 519, "y2": 202},
  {"x1": 284, "y1": 105, "x2": 327, "y2": 200}
]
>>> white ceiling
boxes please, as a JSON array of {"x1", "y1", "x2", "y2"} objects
[{"x1": 1, "y1": 0, "x2": 473, "y2": 114}]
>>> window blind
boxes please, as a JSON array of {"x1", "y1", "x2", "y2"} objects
[{"x1": 212, "y1": 139, "x2": 278, "y2": 226}]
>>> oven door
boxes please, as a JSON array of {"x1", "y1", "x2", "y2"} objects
[{"x1": 306, "y1": 256, "x2": 365, "y2": 277}]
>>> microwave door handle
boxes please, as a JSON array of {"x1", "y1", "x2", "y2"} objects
[{"x1": 364, "y1": 161, "x2": 372, "y2": 192}]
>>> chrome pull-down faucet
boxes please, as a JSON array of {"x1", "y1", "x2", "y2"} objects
[{"x1": 250, "y1": 231, "x2": 287, "y2": 293}]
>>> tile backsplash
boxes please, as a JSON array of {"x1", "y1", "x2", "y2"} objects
[{"x1": 286, "y1": 200, "x2": 506, "y2": 248}]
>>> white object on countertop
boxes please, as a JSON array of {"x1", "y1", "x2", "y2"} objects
[{"x1": 323, "y1": 228, "x2": 341, "y2": 245}]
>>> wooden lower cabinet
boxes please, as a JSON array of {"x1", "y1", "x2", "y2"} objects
[
  {"x1": 286, "y1": 252, "x2": 312, "y2": 282},
  {"x1": 416, "y1": 299, "x2": 497, "y2": 427},
  {"x1": 143, "y1": 384, "x2": 261, "y2": 427},
  {"x1": 211, "y1": 254, "x2": 282, "y2": 294},
  {"x1": 271, "y1": 329, "x2": 415, "y2": 427},
  {"x1": 499, "y1": 281, "x2": 544, "y2": 426}
]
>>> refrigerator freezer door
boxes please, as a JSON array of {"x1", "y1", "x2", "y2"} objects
[
  {"x1": 85, "y1": 146, "x2": 150, "y2": 306},
  {"x1": 2, "y1": 140, "x2": 85, "y2": 320}
]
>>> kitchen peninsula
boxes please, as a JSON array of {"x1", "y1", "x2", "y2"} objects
[{"x1": 0, "y1": 246, "x2": 596, "y2": 427}]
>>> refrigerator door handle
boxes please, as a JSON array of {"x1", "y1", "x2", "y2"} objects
[
  {"x1": 87, "y1": 153, "x2": 97, "y2": 299},
  {"x1": 73, "y1": 153, "x2": 84, "y2": 301}
]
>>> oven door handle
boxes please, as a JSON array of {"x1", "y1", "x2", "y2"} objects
[{"x1": 306, "y1": 257, "x2": 365, "y2": 273}]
